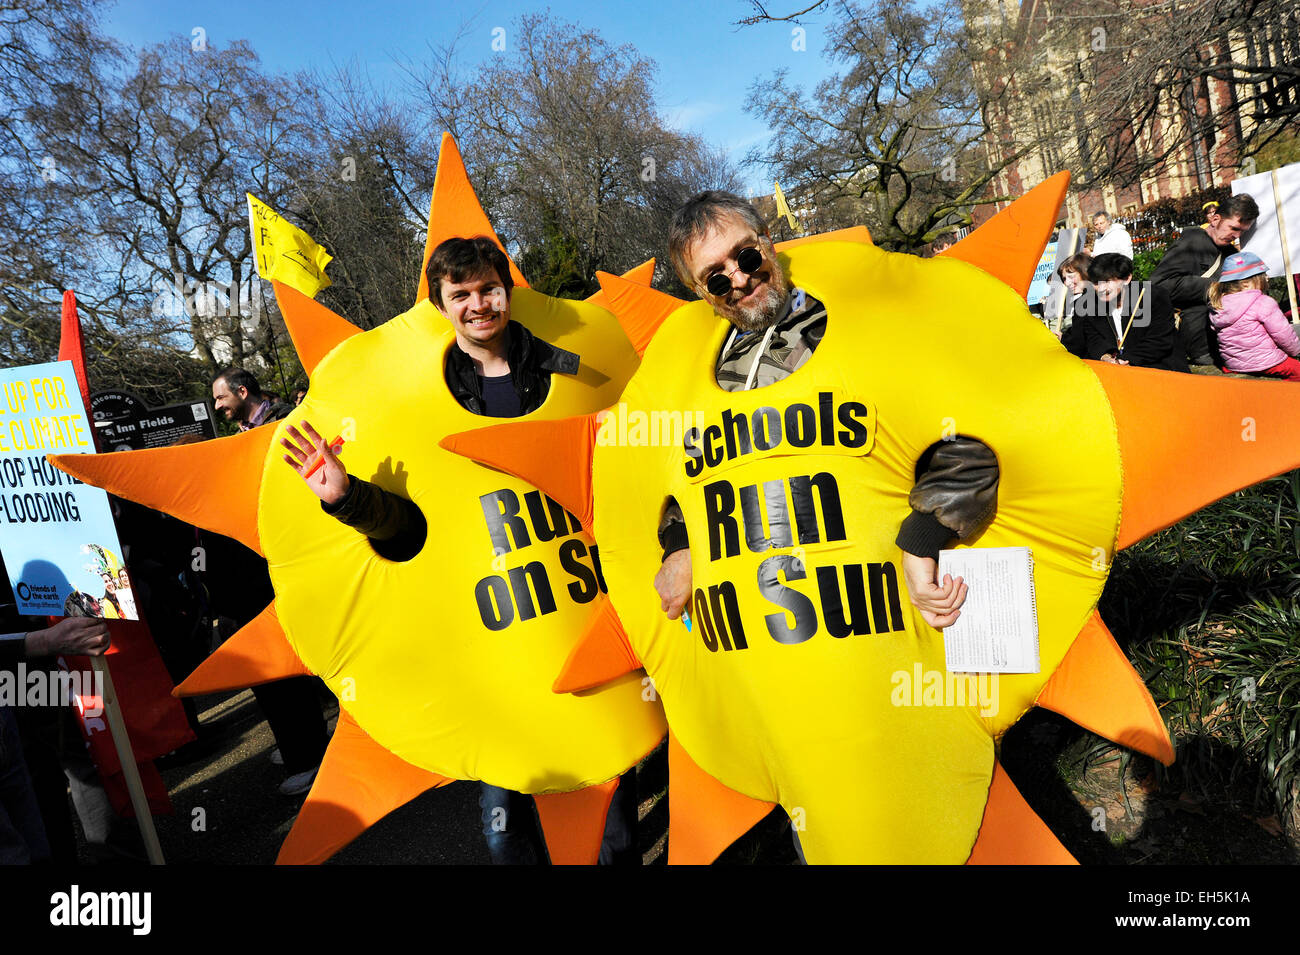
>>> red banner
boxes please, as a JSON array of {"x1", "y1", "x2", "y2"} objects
[{"x1": 59, "y1": 618, "x2": 195, "y2": 816}]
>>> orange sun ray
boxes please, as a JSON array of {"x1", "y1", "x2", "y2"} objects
[
  {"x1": 415, "y1": 132, "x2": 528, "y2": 305},
  {"x1": 667, "y1": 731, "x2": 776, "y2": 865},
  {"x1": 174, "y1": 602, "x2": 309, "y2": 696},
  {"x1": 272, "y1": 281, "x2": 362, "y2": 377},
  {"x1": 1036, "y1": 611, "x2": 1175, "y2": 765},
  {"x1": 276, "y1": 709, "x2": 453, "y2": 865},
  {"x1": 533, "y1": 778, "x2": 621, "y2": 865},
  {"x1": 1091, "y1": 362, "x2": 1300, "y2": 549},
  {"x1": 553, "y1": 599, "x2": 643, "y2": 694},
  {"x1": 593, "y1": 272, "x2": 686, "y2": 357},
  {"x1": 49, "y1": 426, "x2": 273, "y2": 555},
  {"x1": 966, "y1": 762, "x2": 1077, "y2": 864},
  {"x1": 618, "y1": 257, "x2": 657, "y2": 287},
  {"x1": 587, "y1": 257, "x2": 656, "y2": 312},
  {"x1": 439, "y1": 414, "x2": 599, "y2": 531},
  {"x1": 942, "y1": 172, "x2": 1070, "y2": 298}
]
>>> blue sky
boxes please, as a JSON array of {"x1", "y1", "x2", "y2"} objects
[{"x1": 100, "y1": 0, "x2": 844, "y2": 193}]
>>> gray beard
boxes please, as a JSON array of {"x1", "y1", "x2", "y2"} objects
[{"x1": 727, "y1": 283, "x2": 787, "y2": 332}]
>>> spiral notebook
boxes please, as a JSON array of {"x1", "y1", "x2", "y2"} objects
[{"x1": 936, "y1": 546, "x2": 1040, "y2": 674}]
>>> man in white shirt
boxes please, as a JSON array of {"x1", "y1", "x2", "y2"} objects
[{"x1": 1090, "y1": 211, "x2": 1133, "y2": 261}]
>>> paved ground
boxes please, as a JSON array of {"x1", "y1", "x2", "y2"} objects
[
  {"x1": 95, "y1": 688, "x2": 492, "y2": 865},
  {"x1": 90, "y1": 687, "x2": 689, "y2": 865}
]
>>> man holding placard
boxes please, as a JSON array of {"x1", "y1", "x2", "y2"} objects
[
  {"x1": 656, "y1": 191, "x2": 1001, "y2": 631},
  {"x1": 1150, "y1": 194, "x2": 1260, "y2": 366}
]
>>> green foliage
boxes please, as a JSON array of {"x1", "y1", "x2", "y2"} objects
[
  {"x1": 297, "y1": 146, "x2": 425, "y2": 330},
  {"x1": 1131, "y1": 248, "x2": 1165, "y2": 282},
  {"x1": 1253, "y1": 129, "x2": 1300, "y2": 174},
  {"x1": 517, "y1": 215, "x2": 593, "y2": 300},
  {"x1": 1269, "y1": 276, "x2": 1295, "y2": 308},
  {"x1": 1099, "y1": 473, "x2": 1300, "y2": 827}
]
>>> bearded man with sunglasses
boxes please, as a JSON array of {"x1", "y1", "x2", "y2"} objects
[{"x1": 654, "y1": 191, "x2": 1001, "y2": 632}]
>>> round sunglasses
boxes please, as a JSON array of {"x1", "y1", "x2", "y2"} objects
[{"x1": 705, "y1": 246, "x2": 764, "y2": 297}]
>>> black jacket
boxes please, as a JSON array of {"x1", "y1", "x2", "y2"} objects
[
  {"x1": 322, "y1": 476, "x2": 426, "y2": 561},
  {"x1": 1076, "y1": 282, "x2": 1188, "y2": 372},
  {"x1": 1060, "y1": 293, "x2": 1089, "y2": 358},
  {"x1": 1150, "y1": 227, "x2": 1237, "y2": 363},
  {"x1": 444, "y1": 321, "x2": 579, "y2": 416}
]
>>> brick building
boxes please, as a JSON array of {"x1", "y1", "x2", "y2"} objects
[{"x1": 965, "y1": 0, "x2": 1297, "y2": 229}]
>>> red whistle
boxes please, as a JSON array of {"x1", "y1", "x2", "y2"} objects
[{"x1": 303, "y1": 436, "x2": 345, "y2": 479}]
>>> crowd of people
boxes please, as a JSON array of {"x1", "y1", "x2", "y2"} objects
[{"x1": 1049, "y1": 194, "x2": 1300, "y2": 381}]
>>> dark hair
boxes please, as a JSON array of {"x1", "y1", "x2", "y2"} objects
[
  {"x1": 668, "y1": 191, "x2": 769, "y2": 287},
  {"x1": 1057, "y1": 251, "x2": 1093, "y2": 281},
  {"x1": 1218, "y1": 194, "x2": 1259, "y2": 223},
  {"x1": 1090, "y1": 210, "x2": 1111, "y2": 221},
  {"x1": 1088, "y1": 252, "x2": 1134, "y2": 283},
  {"x1": 426, "y1": 236, "x2": 513, "y2": 308},
  {"x1": 212, "y1": 367, "x2": 261, "y2": 398},
  {"x1": 931, "y1": 232, "x2": 957, "y2": 252}
]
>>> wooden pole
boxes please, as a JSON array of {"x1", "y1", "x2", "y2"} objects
[
  {"x1": 91, "y1": 653, "x2": 166, "y2": 864},
  {"x1": 1272, "y1": 169, "x2": 1299, "y2": 323},
  {"x1": 54, "y1": 292, "x2": 164, "y2": 863}
]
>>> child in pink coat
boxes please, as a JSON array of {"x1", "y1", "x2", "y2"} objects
[{"x1": 1209, "y1": 252, "x2": 1300, "y2": 381}]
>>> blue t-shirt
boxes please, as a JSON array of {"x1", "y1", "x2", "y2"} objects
[{"x1": 480, "y1": 373, "x2": 523, "y2": 418}]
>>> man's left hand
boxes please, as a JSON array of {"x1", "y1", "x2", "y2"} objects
[
  {"x1": 901, "y1": 552, "x2": 968, "y2": 630},
  {"x1": 282, "y1": 420, "x2": 349, "y2": 505}
]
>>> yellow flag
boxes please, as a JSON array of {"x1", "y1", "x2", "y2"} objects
[
  {"x1": 246, "y1": 193, "x2": 333, "y2": 297},
  {"x1": 774, "y1": 181, "x2": 800, "y2": 231}
]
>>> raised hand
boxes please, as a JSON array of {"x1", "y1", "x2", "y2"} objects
[{"x1": 282, "y1": 419, "x2": 349, "y2": 506}]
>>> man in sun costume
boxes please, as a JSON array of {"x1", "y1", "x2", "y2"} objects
[
  {"x1": 282, "y1": 235, "x2": 639, "y2": 863},
  {"x1": 654, "y1": 191, "x2": 1000, "y2": 637},
  {"x1": 51, "y1": 135, "x2": 666, "y2": 864}
]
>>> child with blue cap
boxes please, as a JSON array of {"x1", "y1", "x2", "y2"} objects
[{"x1": 1208, "y1": 251, "x2": 1300, "y2": 381}]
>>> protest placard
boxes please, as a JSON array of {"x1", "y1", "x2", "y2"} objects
[
  {"x1": 1233, "y1": 161, "x2": 1299, "y2": 318},
  {"x1": 0, "y1": 360, "x2": 138, "y2": 619}
]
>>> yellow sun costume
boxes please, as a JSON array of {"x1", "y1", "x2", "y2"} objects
[
  {"x1": 443, "y1": 173, "x2": 1300, "y2": 863},
  {"x1": 51, "y1": 135, "x2": 666, "y2": 864}
]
